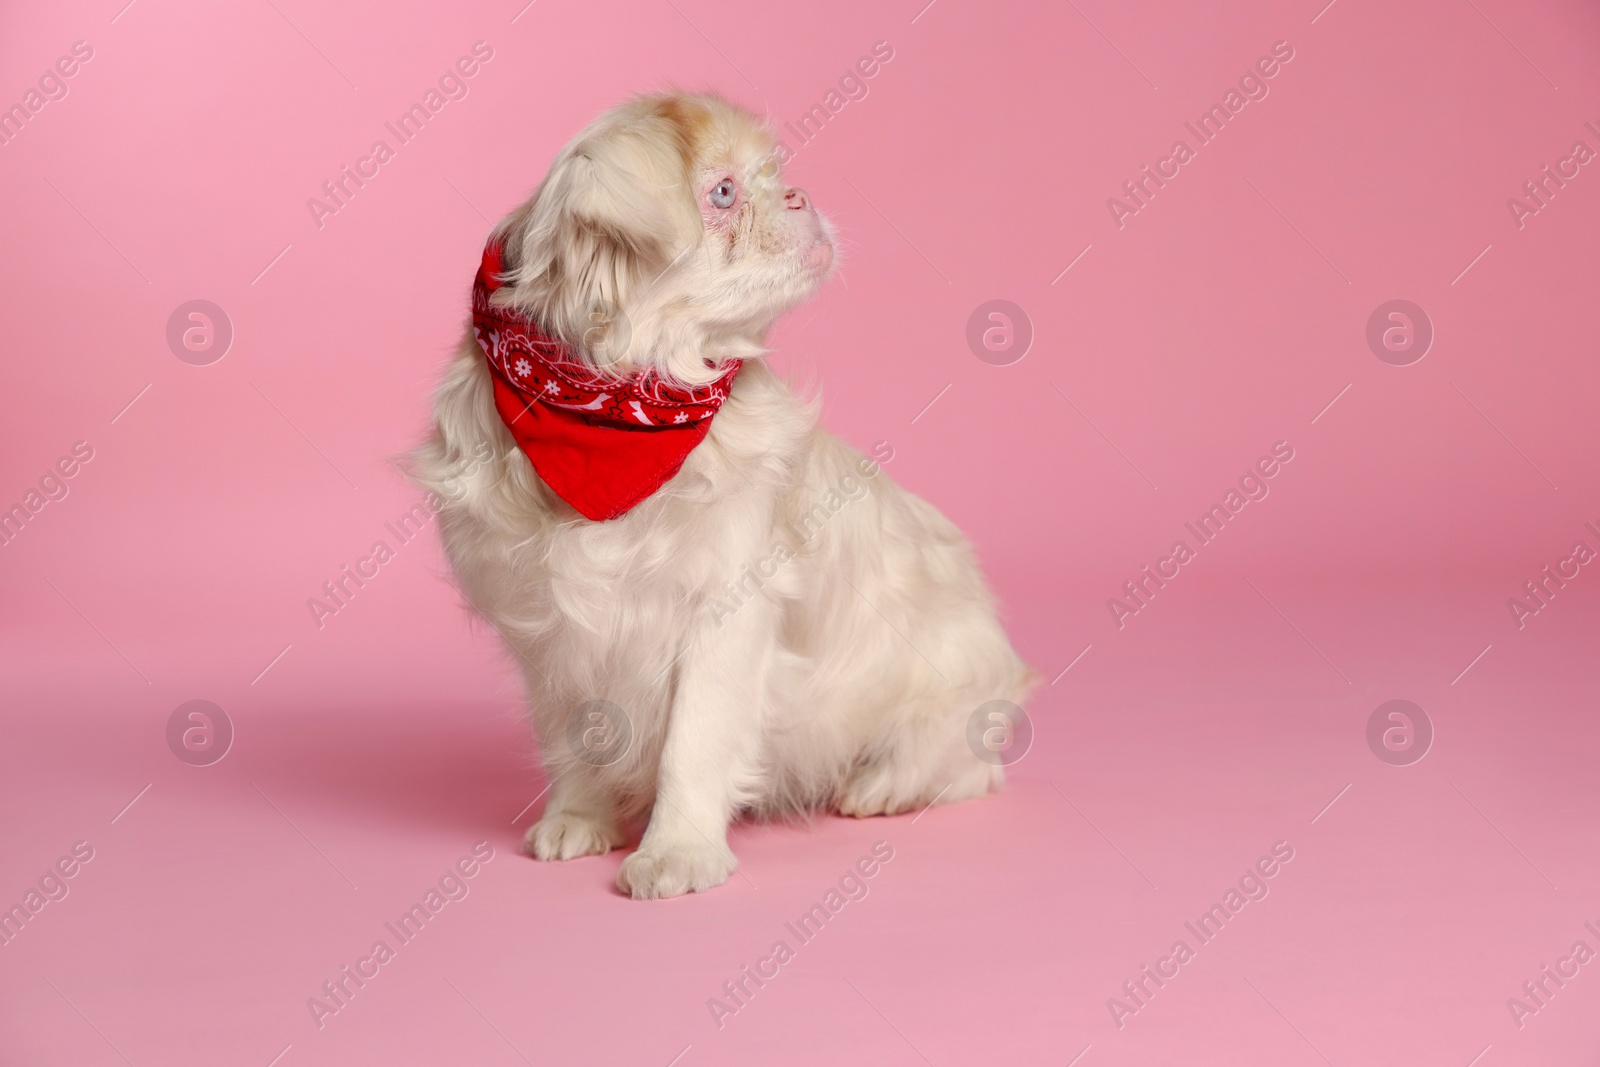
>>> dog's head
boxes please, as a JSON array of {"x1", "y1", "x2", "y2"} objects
[{"x1": 494, "y1": 91, "x2": 834, "y2": 385}]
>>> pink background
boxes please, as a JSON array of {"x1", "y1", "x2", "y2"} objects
[{"x1": 3, "y1": 0, "x2": 1599, "y2": 1063}]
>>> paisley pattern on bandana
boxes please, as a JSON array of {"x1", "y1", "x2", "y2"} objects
[{"x1": 469, "y1": 241, "x2": 742, "y2": 521}]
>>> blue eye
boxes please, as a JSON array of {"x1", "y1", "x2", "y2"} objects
[{"x1": 708, "y1": 179, "x2": 736, "y2": 209}]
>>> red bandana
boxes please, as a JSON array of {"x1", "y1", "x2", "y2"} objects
[{"x1": 471, "y1": 241, "x2": 741, "y2": 521}]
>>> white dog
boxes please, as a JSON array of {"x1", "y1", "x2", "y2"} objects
[{"x1": 413, "y1": 92, "x2": 1033, "y2": 898}]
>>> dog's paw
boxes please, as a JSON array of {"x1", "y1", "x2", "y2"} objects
[
  {"x1": 616, "y1": 843, "x2": 736, "y2": 899},
  {"x1": 840, "y1": 755, "x2": 1003, "y2": 818},
  {"x1": 838, "y1": 790, "x2": 918, "y2": 818},
  {"x1": 838, "y1": 768, "x2": 921, "y2": 818},
  {"x1": 524, "y1": 812, "x2": 623, "y2": 861}
]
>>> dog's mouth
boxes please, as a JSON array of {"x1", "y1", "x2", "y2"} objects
[
  {"x1": 802, "y1": 238, "x2": 835, "y2": 276},
  {"x1": 800, "y1": 214, "x2": 837, "y2": 279}
]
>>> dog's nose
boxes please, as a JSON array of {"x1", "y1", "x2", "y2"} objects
[{"x1": 784, "y1": 187, "x2": 811, "y2": 211}]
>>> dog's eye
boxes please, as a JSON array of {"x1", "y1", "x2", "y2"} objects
[{"x1": 708, "y1": 179, "x2": 737, "y2": 209}]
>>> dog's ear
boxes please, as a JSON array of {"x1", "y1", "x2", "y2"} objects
[{"x1": 496, "y1": 108, "x2": 701, "y2": 360}]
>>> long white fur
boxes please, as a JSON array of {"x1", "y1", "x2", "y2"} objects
[{"x1": 412, "y1": 92, "x2": 1033, "y2": 899}]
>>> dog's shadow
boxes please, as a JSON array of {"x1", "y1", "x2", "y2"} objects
[
  {"x1": 229, "y1": 697, "x2": 903, "y2": 898},
  {"x1": 234, "y1": 698, "x2": 546, "y2": 842}
]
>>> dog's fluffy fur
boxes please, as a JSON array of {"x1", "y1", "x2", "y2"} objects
[{"x1": 413, "y1": 92, "x2": 1033, "y2": 898}]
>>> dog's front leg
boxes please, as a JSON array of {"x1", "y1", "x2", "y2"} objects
[
  {"x1": 525, "y1": 769, "x2": 625, "y2": 862},
  {"x1": 616, "y1": 596, "x2": 772, "y2": 900}
]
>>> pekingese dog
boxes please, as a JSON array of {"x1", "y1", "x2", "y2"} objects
[{"x1": 413, "y1": 91, "x2": 1032, "y2": 899}]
